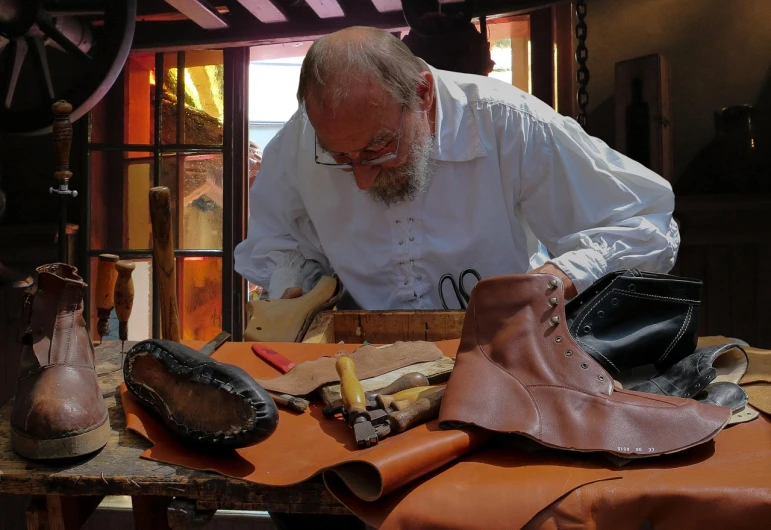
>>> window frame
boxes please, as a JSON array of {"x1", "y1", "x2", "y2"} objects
[{"x1": 83, "y1": 47, "x2": 249, "y2": 341}]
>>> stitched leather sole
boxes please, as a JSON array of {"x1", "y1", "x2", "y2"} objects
[
  {"x1": 124, "y1": 339, "x2": 279, "y2": 449},
  {"x1": 11, "y1": 419, "x2": 110, "y2": 460}
]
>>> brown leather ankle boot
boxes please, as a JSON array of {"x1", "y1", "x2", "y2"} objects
[
  {"x1": 10, "y1": 263, "x2": 110, "y2": 459},
  {"x1": 438, "y1": 273, "x2": 731, "y2": 459}
]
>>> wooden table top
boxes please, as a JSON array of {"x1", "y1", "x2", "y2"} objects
[{"x1": 0, "y1": 341, "x2": 347, "y2": 514}]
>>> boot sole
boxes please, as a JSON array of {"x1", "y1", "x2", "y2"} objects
[
  {"x1": 124, "y1": 339, "x2": 278, "y2": 449},
  {"x1": 11, "y1": 419, "x2": 110, "y2": 460}
]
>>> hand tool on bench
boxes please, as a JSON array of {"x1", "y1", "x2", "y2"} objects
[
  {"x1": 114, "y1": 260, "x2": 135, "y2": 362},
  {"x1": 322, "y1": 372, "x2": 430, "y2": 417},
  {"x1": 199, "y1": 330, "x2": 231, "y2": 357},
  {"x1": 95, "y1": 253, "x2": 119, "y2": 344},
  {"x1": 337, "y1": 356, "x2": 447, "y2": 448},
  {"x1": 249, "y1": 344, "x2": 309, "y2": 412},
  {"x1": 149, "y1": 186, "x2": 181, "y2": 342},
  {"x1": 251, "y1": 343, "x2": 296, "y2": 373}
]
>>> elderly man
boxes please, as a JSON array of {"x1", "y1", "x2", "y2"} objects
[{"x1": 234, "y1": 26, "x2": 679, "y2": 309}]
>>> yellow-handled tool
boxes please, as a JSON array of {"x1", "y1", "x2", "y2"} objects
[
  {"x1": 336, "y1": 356, "x2": 379, "y2": 447},
  {"x1": 377, "y1": 384, "x2": 446, "y2": 412}
]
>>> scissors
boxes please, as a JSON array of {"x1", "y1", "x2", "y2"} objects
[{"x1": 438, "y1": 268, "x2": 482, "y2": 310}]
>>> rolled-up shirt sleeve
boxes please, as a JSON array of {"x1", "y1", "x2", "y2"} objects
[
  {"x1": 234, "y1": 128, "x2": 330, "y2": 297},
  {"x1": 512, "y1": 110, "x2": 680, "y2": 294}
]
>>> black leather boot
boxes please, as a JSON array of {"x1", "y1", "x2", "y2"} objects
[{"x1": 565, "y1": 269, "x2": 702, "y2": 376}]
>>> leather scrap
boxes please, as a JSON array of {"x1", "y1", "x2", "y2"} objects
[
  {"x1": 524, "y1": 416, "x2": 771, "y2": 530},
  {"x1": 254, "y1": 341, "x2": 443, "y2": 396},
  {"x1": 244, "y1": 275, "x2": 343, "y2": 343}
]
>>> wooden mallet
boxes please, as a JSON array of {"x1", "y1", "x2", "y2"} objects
[{"x1": 149, "y1": 186, "x2": 181, "y2": 342}]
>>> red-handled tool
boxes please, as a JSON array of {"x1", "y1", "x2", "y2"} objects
[{"x1": 251, "y1": 343, "x2": 296, "y2": 374}]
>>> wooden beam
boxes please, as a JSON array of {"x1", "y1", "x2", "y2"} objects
[
  {"x1": 305, "y1": 0, "x2": 345, "y2": 19},
  {"x1": 234, "y1": 0, "x2": 288, "y2": 23},
  {"x1": 370, "y1": 0, "x2": 401, "y2": 12},
  {"x1": 132, "y1": 9, "x2": 409, "y2": 52},
  {"x1": 164, "y1": 0, "x2": 229, "y2": 29}
]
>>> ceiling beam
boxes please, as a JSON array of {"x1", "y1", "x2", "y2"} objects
[
  {"x1": 132, "y1": 9, "x2": 409, "y2": 52},
  {"x1": 370, "y1": 0, "x2": 401, "y2": 12},
  {"x1": 305, "y1": 0, "x2": 345, "y2": 19},
  {"x1": 164, "y1": 0, "x2": 229, "y2": 29},
  {"x1": 233, "y1": 0, "x2": 288, "y2": 23}
]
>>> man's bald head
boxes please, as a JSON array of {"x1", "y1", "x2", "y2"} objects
[{"x1": 297, "y1": 26, "x2": 428, "y2": 115}]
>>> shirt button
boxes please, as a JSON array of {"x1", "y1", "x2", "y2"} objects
[
  {"x1": 399, "y1": 240, "x2": 404, "y2": 245},
  {"x1": 417, "y1": 275, "x2": 422, "y2": 280},
  {"x1": 409, "y1": 237, "x2": 414, "y2": 241},
  {"x1": 404, "y1": 280, "x2": 408, "y2": 285}
]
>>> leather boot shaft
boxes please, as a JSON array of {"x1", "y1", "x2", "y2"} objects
[
  {"x1": 10, "y1": 263, "x2": 110, "y2": 460},
  {"x1": 439, "y1": 273, "x2": 730, "y2": 459},
  {"x1": 19, "y1": 263, "x2": 94, "y2": 374}
]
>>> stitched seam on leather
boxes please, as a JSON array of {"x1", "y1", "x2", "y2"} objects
[
  {"x1": 657, "y1": 304, "x2": 692, "y2": 364},
  {"x1": 576, "y1": 288, "x2": 613, "y2": 331},
  {"x1": 529, "y1": 385, "x2": 682, "y2": 408},
  {"x1": 577, "y1": 339, "x2": 619, "y2": 373},
  {"x1": 612, "y1": 289, "x2": 699, "y2": 304},
  {"x1": 17, "y1": 364, "x2": 98, "y2": 380},
  {"x1": 14, "y1": 416, "x2": 109, "y2": 438},
  {"x1": 473, "y1": 301, "x2": 542, "y2": 438}
]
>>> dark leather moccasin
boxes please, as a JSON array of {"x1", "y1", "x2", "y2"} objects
[
  {"x1": 629, "y1": 342, "x2": 748, "y2": 401},
  {"x1": 124, "y1": 339, "x2": 278, "y2": 450}
]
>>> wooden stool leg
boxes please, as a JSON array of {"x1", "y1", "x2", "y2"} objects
[
  {"x1": 26, "y1": 496, "x2": 48, "y2": 530},
  {"x1": 132, "y1": 496, "x2": 173, "y2": 530},
  {"x1": 167, "y1": 499, "x2": 216, "y2": 530}
]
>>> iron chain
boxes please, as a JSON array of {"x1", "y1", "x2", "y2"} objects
[{"x1": 575, "y1": 0, "x2": 589, "y2": 129}]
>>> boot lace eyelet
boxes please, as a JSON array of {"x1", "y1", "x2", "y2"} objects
[
  {"x1": 629, "y1": 284, "x2": 636, "y2": 291},
  {"x1": 583, "y1": 325, "x2": 591, "y2": 333},
  {"x1": 611, "y1": 298, "x2": 619, "y2": 306},
  {"x1": 555, "y1": 336, "x2": 563, "y2": 343},
  {"x1": 597, "y1": 311, "x2": 604, "y2": 318},
  {"x1": 598, "y1": 375, "x2": 605, "y2": 381},
  {"x1": 580, "y1": 362, "x2": 588, "y2": 369},
  {"x1": 565, "y1": 350, "x2": 573, "y2": 356}
]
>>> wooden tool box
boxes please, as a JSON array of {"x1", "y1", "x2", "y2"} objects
[{"x1": 301, "y1": 310, "x2": 466, "y2": 344}]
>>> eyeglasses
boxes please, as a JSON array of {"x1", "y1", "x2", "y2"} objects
[{"x1": 314, "y1": 107, "x2": 405, "y2": 169}]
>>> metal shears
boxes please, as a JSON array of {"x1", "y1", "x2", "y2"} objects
[{"x1": 438, "y1": 268, "x2": 481, "y2": 310}]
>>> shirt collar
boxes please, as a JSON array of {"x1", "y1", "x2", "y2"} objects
[{"x1": 422, "y1": 61, "x2": 488, "y2": 162}]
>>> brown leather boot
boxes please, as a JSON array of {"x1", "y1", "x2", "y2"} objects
[
  {"x1": 10, "y1": 263, "x2": 110, "y2": 459},
  {"x1": 438, "y1": 273, "x2": 731, "y2": 459}
]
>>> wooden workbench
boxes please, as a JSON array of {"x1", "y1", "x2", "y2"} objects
[{"x1": 0, "y1": 341, "x2": 349, "y2": 529}]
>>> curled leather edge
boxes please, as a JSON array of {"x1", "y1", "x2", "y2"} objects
[
  {"x1": 295, "y1": 274, "x2": 345, "y2": 342},
  {"x1": 321, "y1": 422, "x2": 493, "y2": 501}
]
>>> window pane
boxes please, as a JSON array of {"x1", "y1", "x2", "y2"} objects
[
  {"x1": 160, "y1": 153, "x2": 223, "y2": 250},
  {"x1": 90, "y1": 151, "x2": 154, "y2": 250},
  {"x1": 88, "y1": 257, "x2": 153, "y2": 343},
  {"x1": 90, "y1": 54, "x2": 155, "y2": 146},
  {"x1": 183, "y1": 50, "x2": 224, "y2": 145},
  {"x1": 178, "y1": 256, "x2": 222, "y2": 341}
]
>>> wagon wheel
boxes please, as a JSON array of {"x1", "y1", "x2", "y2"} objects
[{"x1": 0, "y1": 0, "x2": 136, "y2": 136}]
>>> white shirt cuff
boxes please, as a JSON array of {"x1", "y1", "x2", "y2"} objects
[{"x1": 548, "y1": 248, "x2": 608, "y2": 295}]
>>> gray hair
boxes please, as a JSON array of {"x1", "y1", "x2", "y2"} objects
[{"x1": 297, "y1": 27, "x2": 428, "y2": 113}]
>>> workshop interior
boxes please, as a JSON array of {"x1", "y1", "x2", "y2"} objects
[{"x1": 1, "y1": 0, "x2": 770, "y2": 529}]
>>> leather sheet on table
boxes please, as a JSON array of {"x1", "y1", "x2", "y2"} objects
[
  {"x1": 122, "y1": 339, "x2": 771, "y2": 529},
  {"x1": 121, "y1": 340, "x2": 489, "y2": 501}
]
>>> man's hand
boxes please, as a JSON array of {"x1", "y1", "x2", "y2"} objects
[
  {"x1": 281, "y1": 286, "x2": 303, "y2": 299},
  {"x1": 529, "y1": 263, "x2": 578, "y2": 300}
]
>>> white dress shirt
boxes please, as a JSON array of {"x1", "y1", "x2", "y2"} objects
[{"x1": 234, "y1": 65, "x2": 680, "y2": 310}]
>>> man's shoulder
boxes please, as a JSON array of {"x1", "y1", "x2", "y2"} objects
[{"x1": 435, "y1": 68, "x2": 560, "y2": 126}]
